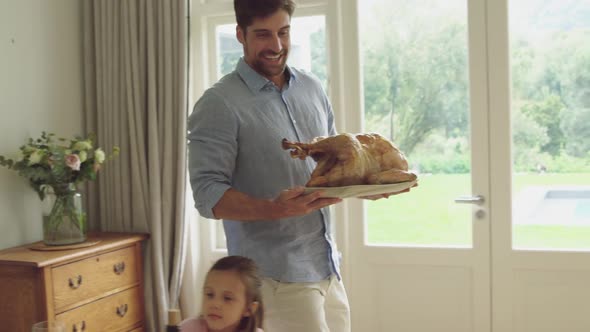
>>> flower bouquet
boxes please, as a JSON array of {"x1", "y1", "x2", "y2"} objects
[{"x1": 0, "y1": 132, "x2": 118, "y2": 245}]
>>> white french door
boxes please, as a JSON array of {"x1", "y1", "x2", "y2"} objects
[
  {"x1": 339, "y1": 0, "x2": 491, "y2": 330},
  {"x1": 339, "y1": 0, "x2": 590, "y2": 331}
]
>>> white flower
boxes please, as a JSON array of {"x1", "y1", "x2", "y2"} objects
[
  {"x1": 65, "y1": 154, "x2": 81, "y2": 171},
  {"x1": 15, "y1": 150, "x2": 24, "y2": 162},
  {"x1": 94, "y1": 148, "x2": 105, "y2": 164},
  {"x1": 22, "y1": 145, "x2": 36, "y2": 153},
  {"x1": 78, "y1": 150, "x2": 87, "y2": 162},
  {"x1": 73, "y1": 140, "x2": 92, "y2": 151},
  {"x1": 28, "y1": 150, "x2": 43, "y2": 165}
]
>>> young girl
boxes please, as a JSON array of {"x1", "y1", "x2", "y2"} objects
[{"x1": 180, "y1": 256, "x2": 264, "y2": 332}]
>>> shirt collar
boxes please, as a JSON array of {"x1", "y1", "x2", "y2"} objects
[{"x1": 236, "y1": 57, "x2": 297, "y2": 93}]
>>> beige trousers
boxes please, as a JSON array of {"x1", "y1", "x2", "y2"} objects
[{"x1": 261, "y1": 275, "x2": 351, "y2": 332}]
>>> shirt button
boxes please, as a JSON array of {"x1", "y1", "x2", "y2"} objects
[{"x1": 293, "y1": 120, "x2": 297, "y2": 124}]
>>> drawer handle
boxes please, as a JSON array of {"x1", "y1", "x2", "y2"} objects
[
  {"x1": 72, "y1": 320, "x2": 86, "y2": 331},
  {"x1": 113, "y1": 262, "x2": 126, "y2": 275},
  {"x1": 116, "y1": 303, "x2": 128, "y2": 317},
  {"x1": 68, "y1": 275, "x2": 83, "y2": 289}
]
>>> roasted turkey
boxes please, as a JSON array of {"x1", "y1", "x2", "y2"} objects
[{"x1": 282, "y1": 133, "x2": 417, "y2": 187}]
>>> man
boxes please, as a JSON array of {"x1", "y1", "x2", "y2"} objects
[{"x1": 188, "y1": 0, "x2": 408, "y2": 330}]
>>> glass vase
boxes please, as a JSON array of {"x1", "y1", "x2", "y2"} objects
[{"x1": 41, "y1": 183, "x2": 87, "y2": 245}]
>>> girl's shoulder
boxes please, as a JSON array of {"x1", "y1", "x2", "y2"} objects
[
  {"x1": 256, "y1": 328, "x2": 264, "y2": 332},
  {"x1": 178, "y1": 316, "x2": 208, "y2": 331}
]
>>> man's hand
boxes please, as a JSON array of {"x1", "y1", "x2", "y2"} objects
[
  {"x1": 358, "y1": 182, "x2": 418, "y2": 201},
  {"x1": 273, "y1": 186, "x2": 342, "y2": 218}
]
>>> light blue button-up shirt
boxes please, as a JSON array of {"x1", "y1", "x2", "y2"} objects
[{"x1": 188, "y1": 58, "x2": 340, "y2": 282}]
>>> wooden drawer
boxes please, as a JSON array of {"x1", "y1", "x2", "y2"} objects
[
  {"x1": 56, "y1": 286, "x2": 142, "y2": 332},
  {"x1": 0, "y1": 232, "x2": 148, "y2": 332},
  {"x1": 52, "y1": 246, "x2": 139, "y2": 311}
]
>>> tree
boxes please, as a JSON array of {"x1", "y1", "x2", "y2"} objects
[
  {"x1": 310, "y1": 27, "x2": 328, "y2": 92},
  {"x1": 561, "y1": 107, "x2": 590, "y2": 158},
  {"x1": 361, "y1": 0, "x2": 469, "y2": 154},
  {"x1": 512, "y1": 107, "x2": 550, "y2": 171},
  {"x1": 510, "y1": 39, "x2": 536, "y2": 100},
  {"x1": 522, "y1": 29, "x2": 590, "y2": 159},
  {"x1": 520, "y1": 93, "x2": 566, "y2": 156}
]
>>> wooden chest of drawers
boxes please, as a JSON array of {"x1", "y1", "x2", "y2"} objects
[{"x1": 0, "y1": 232, "x2": 148, "y2": 332}]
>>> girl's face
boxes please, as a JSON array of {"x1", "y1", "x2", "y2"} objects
[{"x1": 202, "y1": 270, "x2": 253, "y2": 332}]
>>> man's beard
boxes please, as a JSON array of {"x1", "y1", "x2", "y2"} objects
[{"x1": 251, "y1": 50, "x2": 289, "y2": 79}]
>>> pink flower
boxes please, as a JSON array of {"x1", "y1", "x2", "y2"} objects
[{"x1": 65, "y1": 154, "x2": 81, "y2": 171}]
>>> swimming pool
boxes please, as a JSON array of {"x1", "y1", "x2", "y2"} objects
[{"x1": 513, "y1": 186, "x2": 590, "y2": 226}]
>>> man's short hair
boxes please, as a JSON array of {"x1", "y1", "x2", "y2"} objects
[{"x1": 234, "y1": 0, "x2": 296, "y2": 31}]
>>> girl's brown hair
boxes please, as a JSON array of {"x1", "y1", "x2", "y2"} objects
[{"x1": 209, "y1": 255, "x2": 264, "y2": 331}]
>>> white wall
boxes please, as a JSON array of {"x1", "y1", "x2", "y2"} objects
[{"x1": 0, "y1": 0, "x2": 83, "y2": 249}]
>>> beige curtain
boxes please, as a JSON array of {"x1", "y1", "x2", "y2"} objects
[{"x1": 82, "y1": 0, "x2": 191, "y2": 330}]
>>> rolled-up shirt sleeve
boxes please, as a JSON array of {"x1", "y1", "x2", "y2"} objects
[{"x1": 187, "y1": 90, "x2": 238, "y2": 219}]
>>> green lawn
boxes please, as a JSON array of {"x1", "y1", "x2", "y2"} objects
[{"x1": 367, "y1": 173, "x2": 590, "y2": 249}]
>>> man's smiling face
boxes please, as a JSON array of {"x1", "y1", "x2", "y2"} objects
[{"x1": 237, "y1": 9, "x2": 291, "y2": 86}]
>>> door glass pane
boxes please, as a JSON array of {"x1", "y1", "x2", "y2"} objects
[
  {"x1": 215, "y1": 15, "x2": 327, "y2": 90},
  {"x1": 359, "y1": 0, "x2": 472, "y2": 246},
  {"x1": 509, "y1": 0, "x2": 590, "y2": 250}
]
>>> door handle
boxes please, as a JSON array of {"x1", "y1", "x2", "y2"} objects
[{"x1": 455, "y1": 195, "x2": 485, "y2": 205}]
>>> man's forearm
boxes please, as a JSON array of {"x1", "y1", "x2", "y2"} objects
[
  {"x1": 212, "y1": 188, "x2": 282, "y2": 221},
  {"x1": 211, "y1": 187, "x2": 341, "y2": 221}
]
